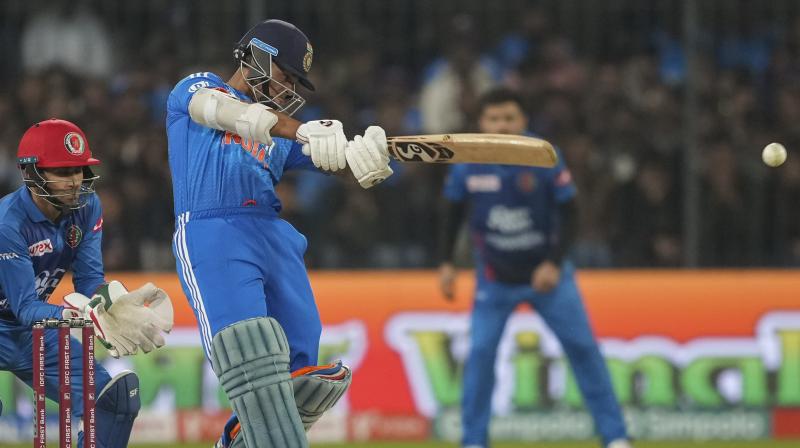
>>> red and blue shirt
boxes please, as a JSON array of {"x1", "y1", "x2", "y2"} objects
[
  {"x1": 443, "y1": 144, "x2": 576, "y2": 282},
  {"x1": 0, "y1": 187, "x2": 104, "y2": 327}
]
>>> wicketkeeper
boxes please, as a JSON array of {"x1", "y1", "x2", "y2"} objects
[{"x1": 0, "y1": 119, "x2": 174, "y2": 447}]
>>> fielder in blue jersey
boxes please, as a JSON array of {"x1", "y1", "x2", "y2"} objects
[
  {"x1": 0, "y1": 119, "x2": 173, "y2": 447},
  {"x1": 165, "y1": 19, "x2": 393, "y2": 448},
  {"x1": 439, "y1": 89, "x2": 631, "y2": 448}
]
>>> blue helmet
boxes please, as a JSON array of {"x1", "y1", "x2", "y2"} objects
[{"x1": 234, "y1": 19, "x2": 315, "y2": 115}]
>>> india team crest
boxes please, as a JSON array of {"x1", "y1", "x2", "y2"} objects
[
  {"x1": 303, "y1": 42, "x2": 313, "y2": 72},
  {"x1": 64, "y1": 132, "x2": 85, "y2": 156},
  {"x1": 66, "y1": 224, "x2": 83, "y2": 248}
]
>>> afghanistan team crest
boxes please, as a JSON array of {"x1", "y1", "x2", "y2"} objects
[
  {"x1": 64, "y1": 132, "x2": 85, "y2": 156},
  {"x1": 303, "y1": 42, "x2": 313, "y2": 72},
  {"x1": 517, "y1": 171, "x2": 537, "y2": 193},
  {"x1": 66, "y1": 224, "x2": 83, "y2": 248}
]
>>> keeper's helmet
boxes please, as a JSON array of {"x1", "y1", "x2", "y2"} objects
[
  {"x1": 233, "y1": 19, "x2": 315, "y2": 116},
  {"x1": 17, "y1": 118, "x2": 100, "y2": 210}
]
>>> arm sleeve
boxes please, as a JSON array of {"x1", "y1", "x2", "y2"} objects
[
  {"x1": 551, "y1": 147, "x2": 577, "y2": 204},
  {"x1": 0, "y1": 226, "x2": 62, "y2": 326},
  {"x1": 546, "y1": 198, "x2": 578, "y2": 265},
  {"x1": 439, "y1": 165, "x2": 468, "y2": 263},
  {"x1": 438, "y1": 198, "x2": 466, "y2": 264},
  {"x1": 72, "y1": 197, "x2": 105, "y2": 296},
  {"x1": 284, "y1": 140, "x2": 318, "y2": 172},
  {"x1": 546, "y1": 147, "x2": 578, "y2": 263},
  {"x1": 442, "y1": 164, "x2": 468, "y2": 202}
]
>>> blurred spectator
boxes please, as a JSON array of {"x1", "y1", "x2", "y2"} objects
[
  {"x1": 21, "y1": 0, "x2": 113, "y2": 79},
  {"x1": 699, "y1": 140, "x2": 754, "y2": 266},
  {"x1": 561, "y1": 133, "x2": 614, "y2": 268},
  {"x1": 610, "y1": 156, "x2": 682, "y2": 267},
  {"x1": 419, "y1": 15, "x2": 497, "y2": 133},
  {"x1": 767, "y1": 142, "x2": 800, "y2": 266},
  {"x1": 0, "y1": 0, "x2": 798, "y2": 270}
]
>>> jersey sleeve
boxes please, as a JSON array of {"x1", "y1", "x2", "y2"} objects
[
  {"x1": 283, "y1": 140, "x2": 318, "y2": 172},
  {"x1": 442, "y1": 164, "x2": 469, "y2": 202},
  {"x1": 0, "y1": 225, "x2": 62, "y2": 327},
  {"x1": 551, "y1": 147, "x2": 577, "y2": 203},
  {"x1": 167, "y1": 72, "x2": 228, "y2": 121},
  {"x1": 72, "y1": 195, "x2": 105, "y2": 296}
]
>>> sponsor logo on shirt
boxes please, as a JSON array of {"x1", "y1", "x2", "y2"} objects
[
  {"x1": 188, "y1": 80, "x2": 210, "y2": 93},
  {"x1": 93, "y1": 216, "x2": 104, "y2": 233},
  {"x1": 466, "y1": 175, "x2": 501, "y2": 193},
  {"x1": 487, "y1": 205, "x2": 533, "y2": 233},
  {"x1": 222, "y1": 131, "x2": 272, "y2": 169},
  {"x1": 0, "y1": 252, "x2": 19, "y2": 261},
  {"x1": 28, "y1": 239, "x2": 53, "y2": 257},
  {"x1": 35, "y1": 268, "x2": 66, "y2": 298}
]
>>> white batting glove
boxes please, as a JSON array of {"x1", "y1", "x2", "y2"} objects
[
  {"x1": 346, "y1": 126, "x2": 394, "y2": 188},
  {"x1": 66, "y1": 281, "x2": 174, "y2": 358},
  {"x1": 296, "y1": 120, "x2": 347, "y2": 172}
]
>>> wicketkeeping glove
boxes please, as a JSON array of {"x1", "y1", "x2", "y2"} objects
[{"x1": 63, "y1": 281, "x2": 174, "y2": 358}]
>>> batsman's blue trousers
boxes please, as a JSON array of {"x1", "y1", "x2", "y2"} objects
[
  {"x1": 172, "y1": 208, "x2": 321, "y2": 372},
  {"x1": 462, "y1": 263, "x2": 627, "y2": 447}
]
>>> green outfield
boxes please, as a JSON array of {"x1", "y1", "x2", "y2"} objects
[{"x1": 6, "y1": 441, "x2": 798, "y2": 448}]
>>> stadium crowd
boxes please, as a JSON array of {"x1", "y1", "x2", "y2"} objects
[{"x1": 1, "y1": 0, "x2": 799, "y2": 270}]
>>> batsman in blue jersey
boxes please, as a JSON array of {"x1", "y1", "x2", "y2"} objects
[
  {"x1": 0, "y1": 119, "x2": 173, "y2": 447},
  {"x1": 439, "y1": 89, "x2": 631, "y2": 448},
  {"x1": 165, "y1": 19, "x2": 393, "y2": 448}
]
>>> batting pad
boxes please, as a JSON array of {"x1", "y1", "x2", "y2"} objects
[
  {"x1": 80, "y1": 370, "x2": 140, "y2": 448},
  {"x1": 210, "y1": 317, "x2": 307, "y2": 448},
  {"x1": 292, "y1": 361, "x2": 352, "y2": 430}
]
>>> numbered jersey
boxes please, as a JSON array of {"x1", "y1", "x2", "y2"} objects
[
  {"x1": 0, "y1": 187, "x2": 104, "y2": 325},
  {"x1": 166, "y1": 72, "x2": 316, "y2": 216},
  {"x1": 443, "y1": 144, "x2": 576, "y2": 283}
]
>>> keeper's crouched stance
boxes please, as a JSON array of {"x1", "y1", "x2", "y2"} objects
[{"x1": 0, "y1": 119, "x2": 173, "y2": 448}]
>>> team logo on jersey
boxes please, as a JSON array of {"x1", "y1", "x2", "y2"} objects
[
  {"x1": 516, "y1": 172, "x2": 537, "y2": 193},
  {"x1": 466, "y1": 174, "x2": 501, "y2": 192},
  {"x1": 303, "y1": 42, "x2": 313, "y2": 72},
  {"x1": 66, "y1": 225, "x2": 83, "y2": 248},
  {"x1": 64, "y1": 132, "x2": 85, "y2": 156},
  {"x1": 28, "y1": 239, "x2": 54, "y2": 257}
]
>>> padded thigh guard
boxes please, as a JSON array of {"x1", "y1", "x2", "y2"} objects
[
  {"x1": 210, "y1": 317, "x2": 308, "y2": 448},
  {"x1": 80, "y1": 371, "x2": 140, "y2": 448},
  {"x1": 293, "y1": 362, "x2": 352, "y2": 430}
]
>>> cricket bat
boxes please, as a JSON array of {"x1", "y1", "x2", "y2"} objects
[{"x1": 386, "y1": 133, "x2": 558, "y2": 167}]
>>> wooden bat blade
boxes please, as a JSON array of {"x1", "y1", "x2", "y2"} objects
[{"x1": 386, "y1": 133, "x2": 557, "y2": 167}]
